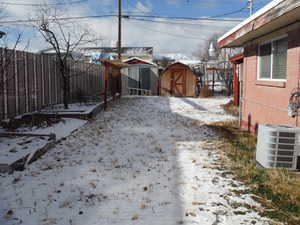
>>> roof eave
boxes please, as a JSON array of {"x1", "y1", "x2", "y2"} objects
[{"x1": 218, "y1": 0, "x2": 300, "y2": 48}]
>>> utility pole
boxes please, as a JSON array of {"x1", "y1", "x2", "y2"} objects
[
  {"x1": 248, "y1": 0, "x2": 253, "y2": 16},
  {"x1": 117, "y1": 0, "x2": 122, "y2": 60}
]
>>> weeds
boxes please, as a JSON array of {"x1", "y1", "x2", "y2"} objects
[
  {"x1": 208, "y1": 121, "x2": 300, "y2": 225},
  {"x1": 221, "y1": 100, "x2": 239, "y2": 116}
]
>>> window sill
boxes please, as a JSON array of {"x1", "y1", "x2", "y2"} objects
[{"x1": 255, "y1": 80, "x2": 286, "y2": 88}]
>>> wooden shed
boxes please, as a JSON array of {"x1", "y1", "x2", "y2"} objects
[
  {"x1": 160, "y1": 62, "x2": 197, "y2": 97},
  {"x1": 101, "y1": 60, "x2": 128, "y2": 109},
  {"x1": 122, "y1": 57, "x2": 159, "y2": 95}
]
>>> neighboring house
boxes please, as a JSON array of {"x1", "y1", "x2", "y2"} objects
[
  {"x1": 122, "y1": 57, "x2": 159, "y2": 95},
  {"x1": 81, "y1": 47, "x2": 154, "y2": 62},
  {"x1": 39, "y1": 48, "x2": 86, "y2": 61},
  {"x1": 218, "y1": 0, "x2": 300, "y2": 133},
  {"x1": 160, "y1": 62, "x2": 197, "y2": 97}
]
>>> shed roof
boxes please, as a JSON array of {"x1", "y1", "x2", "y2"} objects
[
  {"x1": 218, "y1": 0, "x2": 300, "y2": 48},
  {"x1": 100, "y1": 60, "x2": 128, "y2": 68},
  {"x1": 162, "y1": 62, "x2": 197, "y2": 77},
  {"x1": 123, "y1": 57, "x2": 157, "y2": 66}
]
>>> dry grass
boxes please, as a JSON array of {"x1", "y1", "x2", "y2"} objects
[
  {"x1": 221, "y1": 100, "x2": 239, "y2": 116},
  {"x1": 208, "y1": 121, "x2": 300, "y2": 225},
  {"x1": 200, "y1": 84, "x2": 213, "y2": 98}
]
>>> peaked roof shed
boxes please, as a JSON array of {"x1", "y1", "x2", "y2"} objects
[{"x1": 160, "y1": 62, "x2": 197, "y2": 97}]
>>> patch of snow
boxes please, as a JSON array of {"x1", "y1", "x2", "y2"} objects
[
  {"x1": 43, "y1": 103, "x2": 98, "y2": 112},
  {"x1": 14, "y1": 103, "x2": 101, "y2": 119},
  {"x1": 0, "y1": 118, "x2": 87, "y2": 165}
]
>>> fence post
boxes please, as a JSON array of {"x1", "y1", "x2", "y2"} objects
[
  {"x1": 33, "y1": 54, "x2": 38, "y2": 110},
  {"x1": 14, "y1": 50, "x2": 19, "y2": 115},
  {"x1": 54, "y1": 58, "x2": 57, "y2": 103},
  {"x1": 41, "y1": 54, "x2": 45, "y2": 106},
  {"x1": 48, "y1": 55, "x2": 51, "y2": 104},
  {"x1": 3, "y1": 49, "x2": 8, "y2": 119},
  {"x1": 24, "y1": 52, "x2": 29, "y2": 112},
  {"x1": 104, "y1": 64, "x2": 108, "y2": 110}
]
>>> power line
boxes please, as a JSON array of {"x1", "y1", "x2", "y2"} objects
[
  {"x1": 0, "y1": 0, "x2": 88, "y2": 6},
  {"x1": 126, "y1": 18, "x2": 210, "y2": 41},
  {"x1": 126, "y1": 14, "x2": 243, "y2": 22},
  {"x1": 0, "y1": 14, "x2": 116, "y2": 24},
  {"x1": 209, "y1": 3, "x2": 249, "y2": 18},
  {"x1": 0, "y1": 14, "x2": 244, "y2": 24},
  {"x1": 126, "y1": 17, "x2": 238, "y2": 27}
]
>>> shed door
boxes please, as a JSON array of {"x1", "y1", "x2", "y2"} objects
[
  {"x1": 128, "y1": 67, "x2": 140, "y2": 89},
  {"x1": 170, "y1": 69, "x2": 186, "y2": 96},
  {"x1": 139, "y1": 68, "x2": 151, "y2": 90}
]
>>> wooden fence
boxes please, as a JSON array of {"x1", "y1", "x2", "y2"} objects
[{"x1": 0, "y1": 48, "x2": 104, "y2": 120}]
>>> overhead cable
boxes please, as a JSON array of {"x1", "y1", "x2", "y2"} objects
[
  {"x1": 0, "y1": 14, "x2": 243, "y2": 24},
  {"x1": 0, "y1": 0, "x2": 88, "y2": 6}
]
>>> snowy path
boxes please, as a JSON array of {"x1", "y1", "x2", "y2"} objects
[{"x1": 0, "y1": 97, "x2": 273, "y2": 225}]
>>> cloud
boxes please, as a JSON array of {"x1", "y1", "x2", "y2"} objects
[
  {"x1": 135, "y1": 1, "x2": 152, "y2": 14},
  {"x1": 86, "y1": 17, "x2": 239, "y2": 57},
  {"x1": 1, "y1": 0, "x2": 240, "y2": 57},
  {"x1": 126, "y1": 1, "x2": 152, "y2": 15}
]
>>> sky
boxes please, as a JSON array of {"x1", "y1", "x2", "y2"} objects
[{"x1": 1, "y1": 0, "x2": 272, "y2": 58}]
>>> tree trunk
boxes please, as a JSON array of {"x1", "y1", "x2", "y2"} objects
[
  {"x1": 60, "y1": 64, "x2": 70, "y2": 109},
  {"x1": 226, "y1": 81, "x2": 232, "y2": 97},
  {"x1": 63, "y1": 78, "x2": 69, "y2": 109}
]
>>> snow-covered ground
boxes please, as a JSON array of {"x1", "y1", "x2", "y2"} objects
[{"x1": 0, "y1": 96, "x2": 276, "y2": 225}]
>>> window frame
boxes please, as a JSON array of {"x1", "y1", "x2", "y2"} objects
[{"x1": 257, "y1": 35, "x2": 288, "y2": 82}]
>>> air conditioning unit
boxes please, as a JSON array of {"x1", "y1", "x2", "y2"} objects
[{"x1": 256, "y1": 124, "x2": 300, "y2": 170}]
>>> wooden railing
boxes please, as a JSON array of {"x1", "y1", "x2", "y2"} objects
[{"x1": 128, "y1": 88, "x2": 152, "y2": 96}]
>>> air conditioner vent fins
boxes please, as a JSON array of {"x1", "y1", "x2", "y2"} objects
[{"x1": 256, "y1": 124, "x2": 300, "y2": 170}]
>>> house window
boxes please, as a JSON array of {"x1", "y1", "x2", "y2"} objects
[{"x1": 258, "y1": 37, "x2": 288, "y2": 80}]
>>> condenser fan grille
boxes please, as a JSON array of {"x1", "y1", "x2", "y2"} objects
[{"x1": 256, "y1": 124, "x2": 300, "y2": 170}]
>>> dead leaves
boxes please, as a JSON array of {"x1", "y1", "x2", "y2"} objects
[
  {"x1": 192, "y1": 201, "x2": 204, "y2": 206},
  {"x1": 185, "y1": 212, "x2": 197, "y2": 217},
  {"x1": 4, "y1": 209, "x2": 13, "y2": 219},
  {"x1": 89, "y1": 168, "x2": 97, "y2": 173},
  {"x1": 131, "y1": 215, "x2": 139, "y2": 220},
  {"x1": 89, "y1": 182, "x2": 97, "y2": 189}
]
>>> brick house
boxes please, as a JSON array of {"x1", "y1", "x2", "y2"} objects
[{"x1": 218, "y1": 0, "x2": 300, "y2": 133}]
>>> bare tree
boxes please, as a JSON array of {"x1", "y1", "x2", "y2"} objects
[
  {"x1": 194, "y1": 33, "x2": 221, "y2": 62},
  {"x1": 34, "y1": 6, "x2": 100, "y2": 109},
  {"x1": 216, "y1": 59, "x2": 233, "y2": 97},
  {"x1": 159, "y1": 57, "x2": 173, "y2": 68},
  {"x1": 194, "y1": 32, "x2": 242, "y2": 96}
]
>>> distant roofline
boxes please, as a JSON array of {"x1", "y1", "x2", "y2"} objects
[{"x1": 81, "y1": 46, "x2": 153, "y2": 50}]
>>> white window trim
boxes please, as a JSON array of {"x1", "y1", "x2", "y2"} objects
[{"x1": 257, "y1": 35, "x2": 288, "y2": 82}]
